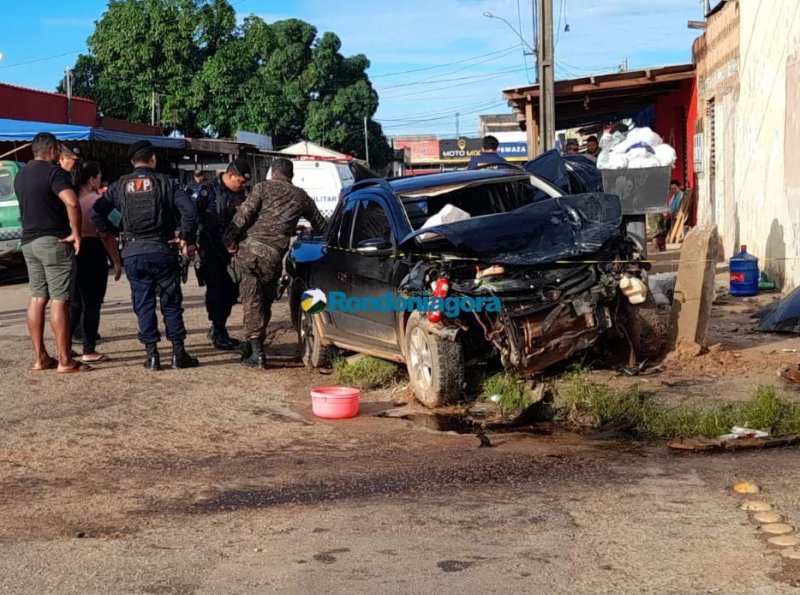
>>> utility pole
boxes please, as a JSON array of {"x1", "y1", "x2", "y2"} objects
[
  {"x1": 151, "y1": 91, "x2": 156, "y2": 127},
  {"x1": 65, "y1": 68, "x2": 73, "y2": 124},
  {"x1": 363, "y1": 116, "x2": 370, "y2": 167},
  {"x1": 537, "y1": 0, "x2": 556, "y2": 151},
  {"x1": 455, "y1": 112, "x2": 460, "y2": 137}
]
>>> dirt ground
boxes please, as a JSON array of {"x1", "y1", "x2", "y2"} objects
[{"x1": 2, "y1": 267, "x2": 800, "y2": 594}]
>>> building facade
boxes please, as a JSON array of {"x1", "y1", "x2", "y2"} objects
[{"x1": 694, "y1": 0, "x2": 800, "y2": 289}]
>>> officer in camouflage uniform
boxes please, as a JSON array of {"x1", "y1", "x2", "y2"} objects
[
  {"x1": 223, "y1": 158, "x2": 326, "y2": 369},
  {"x1": 192, "y1": 159, "x2": 251, "y2": 350},
  {"x1": 92, "y1": 140, "x2": 199, "y2": 371}
]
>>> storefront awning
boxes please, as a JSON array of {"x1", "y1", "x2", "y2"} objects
[{"x1": 0, "y1": 118, "x2": 185, "y2": 149}]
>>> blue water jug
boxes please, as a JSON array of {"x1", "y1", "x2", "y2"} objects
[{"x1": 730, "y1": 245, "x2": 759, "y2": 297}]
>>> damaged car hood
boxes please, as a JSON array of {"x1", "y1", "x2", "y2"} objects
[{"x1": 399, "y1": 193, "x2": 622, "y2": 265}]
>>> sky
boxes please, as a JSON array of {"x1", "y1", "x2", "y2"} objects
[{"x1": 0, "y1": 0, "x2": 705, "y2": 138}]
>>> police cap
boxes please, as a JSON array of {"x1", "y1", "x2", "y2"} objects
[
  {"x1": 60, "y1": 141, "x2": 82, "y2": 161},
  {"x1": 228, "y1": 159, "x2": 252, "y2": 181},
  {"x1": 128, "y1": 140, "x2": 155, "y2": 161}
]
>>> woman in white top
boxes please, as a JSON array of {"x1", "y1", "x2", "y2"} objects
[{"x1": 70, "y1": 162, "x2": 122, "y2": 362}]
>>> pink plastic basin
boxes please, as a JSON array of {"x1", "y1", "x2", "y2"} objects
[{"x1": 311, "y1": 386, "x2": 361, "y2": 419}]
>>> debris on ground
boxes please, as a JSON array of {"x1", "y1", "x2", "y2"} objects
[
  {"x1": 476, "y1": 433, "x2": 493, "y2": 448},
  {"x1": 779, "y1": 364, "x2": 800, "y2": 384},
  {"x1": 756, "y1": 284, "x2": 800, "y2": 333},
  {"x1": 718, "y1": 427, "x2": 770, "y2": 441},
  {"x1": 648, "y1": 272, "x2": 677, "y2": 306},
  {"x1": 670, "y1": 435, "x2": 800, "y2": 453}
]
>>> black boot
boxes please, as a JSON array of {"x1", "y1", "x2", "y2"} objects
[
  {"x1": 208, "y1": 323, "x2": 241, "y2": 351},
  {"x1": 171, "y1": 340, "x2": 199, "y2": 369},
  {"x1": 144, "y1": 342, "x2": 161, "y2": 371},
  {"x1": 240, "y1": 338, "x2": 267, "y2": 369}
]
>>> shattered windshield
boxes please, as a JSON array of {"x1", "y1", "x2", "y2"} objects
[{"x1": 400, "y1": 178, "x2": 549, "y2": 230}]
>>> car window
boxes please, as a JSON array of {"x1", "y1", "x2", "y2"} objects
[
  {"x1": 328, "y1": 200, "x2": 357, "y2": 249},
  {"x1": 352, "y1": 199, "x2": 393, "y2": 247},
  {"x1": 0, "y1": 170, "x2": 13, "y2": 200}
]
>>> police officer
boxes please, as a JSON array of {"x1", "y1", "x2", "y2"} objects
[
  {"x1": 193, "y1": 159, "x2": 251, "y2": 350},
  {"x1": 186, "y1": 169, "x2": 205, "y2": 195},
  {"x1": 91, "y1": 140, "x2": 200, "y2": 370},
  {"x1": 223, "y1": 158, "x2": 326, "y2": 369}
]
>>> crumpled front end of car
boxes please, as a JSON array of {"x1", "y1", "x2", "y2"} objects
[{"x1": 400, "y1": 193, "x2": 650, "y2": 375}]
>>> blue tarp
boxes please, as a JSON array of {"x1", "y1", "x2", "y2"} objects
[{"x1": 0, "y1": 118, "x2": 185, "y2": 149}]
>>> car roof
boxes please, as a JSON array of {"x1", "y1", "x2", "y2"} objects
[{"x1": 388, "y1": 169, "x2": 530, "y2": 194}]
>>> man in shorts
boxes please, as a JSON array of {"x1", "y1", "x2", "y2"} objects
[{"x1": 15, "y1": 132, "x2": 88, "y2": 373}]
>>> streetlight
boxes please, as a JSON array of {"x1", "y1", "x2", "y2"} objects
[{"x1": 483, "y1": 12, "x2": 536, "y2": 56}]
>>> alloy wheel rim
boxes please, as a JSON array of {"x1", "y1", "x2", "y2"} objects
[{"x1": 409, "y1": 326, "x2": 433, "y2": 390}]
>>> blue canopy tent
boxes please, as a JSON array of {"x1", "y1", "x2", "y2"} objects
[{"x1": 0, "y1": 118, "x2": 185, "y2": 149}]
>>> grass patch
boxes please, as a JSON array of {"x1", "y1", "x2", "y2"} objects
[
  {"x1": 332, "y1": 356, "x2": 398, "y2": 390},
  {"x1": 556, "y1": 374, "x2": 800, "y2": 438},
  {"x1": 483, "y1": 373, "x2": 536, "y2": 415}
]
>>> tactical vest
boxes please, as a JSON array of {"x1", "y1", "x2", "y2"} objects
[{"x1": 118, "y1": 172, "x2": 166, "y2": 242}]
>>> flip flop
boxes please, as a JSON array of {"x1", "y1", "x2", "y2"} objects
[
  {"x1": 58, "y1": 361, "x2": 93, "y2": 374},
  {"x1": 81, "y1": 353, "x2": 110, "y2": 363},
  {"x1": 31, "y1": 357, "x2": 58, "y2": 371}
]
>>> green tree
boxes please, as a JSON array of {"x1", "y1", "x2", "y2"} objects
[{"x1": 62, "y1": 1, "x2": 393, "y2": 168}]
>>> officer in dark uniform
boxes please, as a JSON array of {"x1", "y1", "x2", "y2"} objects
[
  {"x1": 91, "y1": 140, "x2": 200, "y2": 371},
  {"x1": 192, "y1": 159, "x2": 251, "y2": 350},
  {"x1": 186, "y1": 169, "x2": 205, "y2": 195}
]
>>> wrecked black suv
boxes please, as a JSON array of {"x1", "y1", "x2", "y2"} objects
[{"x1": 286, "y1": 169, "x2": 650, "y2": 407}]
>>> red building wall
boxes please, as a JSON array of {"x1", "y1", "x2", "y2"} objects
[
  {"x1": 0, "y1": 83, "x2": 96, "y2": 126},
  {"x1": 654, "y1": 77, "x2": 698, "y2": 224}
]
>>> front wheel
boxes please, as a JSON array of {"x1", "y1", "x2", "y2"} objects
[
  {"x1": 299, "y1": 307, "x2": 335, "y2": 369},
  {"x1": 405, "y1": 312, "x2": 464, "y2": 408}
]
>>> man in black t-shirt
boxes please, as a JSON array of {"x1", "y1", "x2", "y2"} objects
[
  {"x1": 15, "y1": 132, "x2": 88, "y2": 373},
  {"x1": 467, "y1": 136, "x2": 509, "y2": 170}
]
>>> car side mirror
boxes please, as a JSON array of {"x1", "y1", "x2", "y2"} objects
[{"x1": 356, "y1": 238, "x2": 393, "y2": 256}]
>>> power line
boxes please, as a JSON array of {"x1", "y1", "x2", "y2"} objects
[
  {"x1": 379, "y1": 69, "x2": 529, "y2": 100},
  {"x1": 375, "y1": 66, "x2": 525, "y2": 91},
  {"x1": 556, "y1": 60, "x2": 619, "y2": 73},
  {"x1": 377, "y1": 100, "x2": 506, "y2": 126},
  {"x1": 0, "y1": 50, "x2": 81, "y2": 69},
  {"x1": 370, "y1": 45, "x2": 519, "y2": 78},
  {"x1": 555, "y1": 0, "x2": 566, "y2": 49},
  {"x1": 516, "y1": 0, "x2": 535, "y2": 84},
  {"x1": 376, "y1": 99, "x2": 506, "y2": 122}
]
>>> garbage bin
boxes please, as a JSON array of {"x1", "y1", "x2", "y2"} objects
[
  {"x1": 601, "y1": 166, "x2": 672, "y2": 256},
  {"x1": 600, "y1": 166, "x2": 672, "y2": 214}
]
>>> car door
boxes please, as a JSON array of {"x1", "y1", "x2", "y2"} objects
[
  {"x1": 308, "y1": 199, "x2": 357, "y2": 335},
  {"x1": 336, "y1": 196, "x2": 403, "y2": 349}
]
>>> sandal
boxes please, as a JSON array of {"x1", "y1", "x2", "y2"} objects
[
  {"x1": 31, "y1": 357, "x2": 58, "y2": 371},
  {"x1": 81, "y1": 353, "x2": 110, "y2": 363},
  {"x1": 57, "y1": 361, "x2": 93, "y2": 374}
]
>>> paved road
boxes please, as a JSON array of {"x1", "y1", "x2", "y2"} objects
[{"x1": 1, "y1": 277, "x2": 799, "y2": 594}]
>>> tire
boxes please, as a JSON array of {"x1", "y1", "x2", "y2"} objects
[
  {"x1": 299, "y1": 306, "x2": 335, "y2": 369},
  {"x1": 404, "y1": 312, "x2": 464, "y2": 408}
]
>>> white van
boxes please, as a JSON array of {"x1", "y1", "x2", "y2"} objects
[{"x1": 291, "y1": 159, "x2": 355, "y2": 219}]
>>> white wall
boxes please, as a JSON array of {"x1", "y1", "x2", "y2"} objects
[{"x1": 734, "y1": 0, "x2": 800, "y2": 289}]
